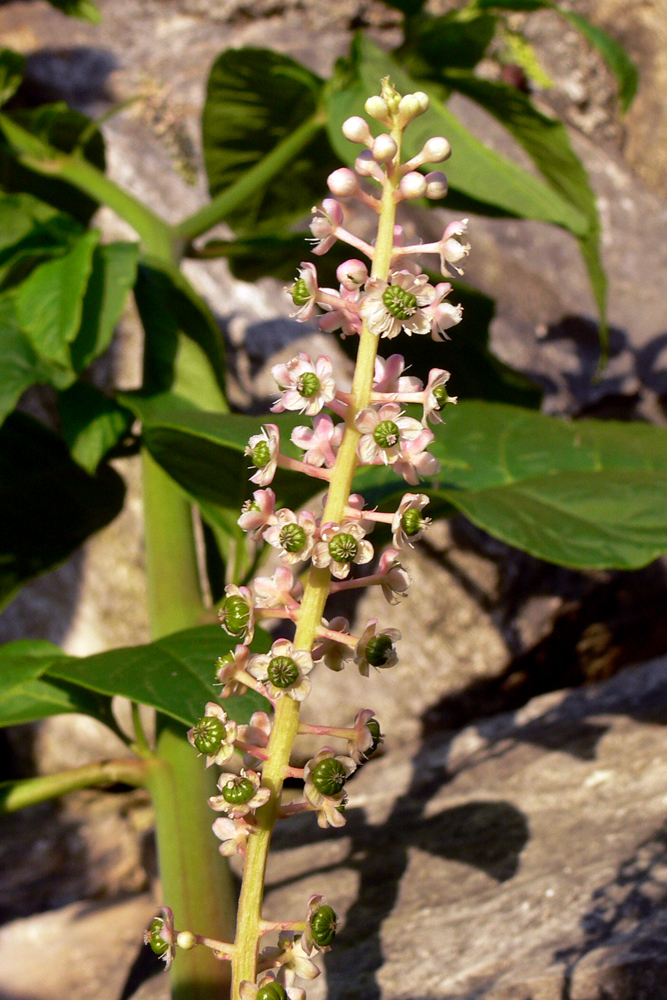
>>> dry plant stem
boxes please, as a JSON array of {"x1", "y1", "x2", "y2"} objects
[{"x1": 231, "y1": 124, "x2": 402, "y2": 998}]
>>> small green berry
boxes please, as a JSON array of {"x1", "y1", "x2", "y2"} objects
[
  {"x1": 222, "y1": 777, "x2": 255, "y2": 805},
  {"x1": 252, "y1": 441, "x2": 271, "y2": 468},
  {"x1": 401, "y1": 507, "x2": 423, "y2": 536},
  {"x1": 220, "y1": 596, "x2": 250, "y2": 637},
  {"x1": 363, "y1": 719, "x2": 384, "y2": 760},
  {"x1": 279, "y1": 523, "x2": 307, "y2": 554},
  {"x1": 256, "y1": 984, "x2": 287, "y2": 1000},
  {"x1": 328, "y1": 532, "x2": 358, "y2": 564},
  {"x1": 432, "y1": 385, "x2": 452, "y2": 409},
  {"x1": 365, "y1": 634, "x2": 393, "y2": 667},
  {"x1": 297, "y1": 372, "x2": 320, "y2": 398},
  {"x1": 291, "y1": 277, "x2": 311, "y2": 307},
  {"x1": 373, "y1": 420, "x2": 400, "y2": 449},
  {"x1": 382, "y1": 284, "x2": 417, "y2": 320},
  {"x1": 147, "y1": 918, "x2": 169, "y2": 956},
  {"x1": 312, "y1": 757, "x2": 347, "y2": 796},
  {"x1": 267, "y1": 655, "x2": 299, "y2": 689},
  {"x1": 191, "y1": 716, "x2": 226, "y2": 755},
  {"x1": 310, "y1": 904, "x2": 337, "y2": 947}
]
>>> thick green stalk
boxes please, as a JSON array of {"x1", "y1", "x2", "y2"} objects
[
  {"x1": 175, "y1": 112, "x2": 325, "y2": 243},
  {"x1": 230, "y1": 125, "x2": 402, "y2": 999},
  {"x1": 0, "y1": 760, "x2": 147, "y2": 813},
  {"x1": 142, "y1": 450, "x2": 236, "y2": 1000}
]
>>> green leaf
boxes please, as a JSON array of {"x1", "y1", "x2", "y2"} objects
[
  {"x1": 476, "y1": 0, "x2": 638, "y2": 110},
  {"x1": 70, "y1": 240, "x2": 139, "y2": 373},
  {"x1": 326, "y1": 36, "x2": 588, "y2": 232},
  {"x1": 0, "y1": 639, "x2": 67, "y2": 697},
  {"x1": 355, "y1": 402, "x2": 667, "y2": 570},
  {"x1": 437, "y1": 74, "x2": 607, "y2": 353},
  {"x1": 0, "y1": 297, "x2": 70, "y2": 426},
  {"x1": 408, "y1": 12, "x2": 498, "y2": 71},
  {"x1": 59, "y1": 382, "x2": 133, "y2": 473},
  {"x1": 0, "y1": 103, "x2": 105, "y2": 224},
  {"x1": 0, "y1": 50, "x2": 24, "y2": 108},
  {"x1": 42, "y1": 0, "x2": 102, "y2": 21},
  {"x1": 0, "y1": 412, "x2": 125, "y2": 610},
  {"x1": 134, "y1": 261, "x2": 227, "y2": 410},
  {"x1": 45, "y1": 624, "x2": 271, "y2": 727},
  {"x1": 14, "y1": 229, "x2": 99, "y2": 367},
  {"x1": 202, "y1": 48, "x2": 333, "y2": 231},
  {"x1": 0, "y1": 193, "x2": 83, "y2": 289},
  {"x1": 120, "y1": 392, "x2": 320, "y2": 515}
]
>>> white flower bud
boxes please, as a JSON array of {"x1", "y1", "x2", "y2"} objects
[
  {"x1": 365, "y1": 95, "x2": 390, "y2": 123},
  {"x1": 422, "y1": 136, "x2": 451, "y2": 163},
  {"x1": 337, "y1": 258, "x2": 368, "y2": 290},
  {"x1": 372, "y1": 133, "x2": 397, "y2": 163},
  {"x1": 397, "y1": 94, "x2": 420, "y2": 126},
  {"x1": 414, "y1": 91, "x2": 430, "y2": 113},
  {"x1": 424, "y1": 171, "x2": 448, "y2": 199},
  {"x1": 328, "y1": 167, "x2": 358, "y2": 197},
  {"x1": 399, "y1": 171, "x2": 427, "y2": 199},
  {"x1": 177, "y1": 932, "x2": 197, "y2": 951},
  {"x1": 342, "y1": 116, "x2": 373, "y2": 145},
  {"x1": 355, "y1": 149, "x2": 384, "y2": 182}
]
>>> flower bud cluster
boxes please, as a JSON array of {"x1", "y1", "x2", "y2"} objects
[{"x1": 172, "y1": 78, "x2": 470, "y2": 999}]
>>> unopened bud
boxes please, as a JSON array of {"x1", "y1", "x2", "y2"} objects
[
  {"x1": 355, "y1": 150, "x2": 383, "y2": 182},
  {"x1": 397, "y1": 94, "x2": 420, "y2": 127},
  {"x1": 422, "y1": 136, "x2": 451, "y2": 162},
  {"x1": 414, "y1": 91, "x2": 430, "y2": 113},
  {"x1": 372, "y1": 133, "x2": 397, "y2": 163},
  {"x1": 425, "y1": 171, "x2": 448, "y2": 199},
  {"x1": 337, "y1": 258, "x2": 368, "y2": 290},
  {"x1": 399, "y1": 171, "x2": 427, "y2": 199},
  {"x1": 177, "y1": 932, "x2": 197, "y2": 951},
  {"x1": 342, "y1": 116, "x2": 373, "y2": 145},
  {"x1": 364, "y1": 95, "x2": 390, "y2": 123},
  {"x1": 328, "y1": 167, "x2": 358, "y2": 197}
]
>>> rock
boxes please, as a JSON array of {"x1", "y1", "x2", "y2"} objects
[{"x1": 262, "y1": 654, "x2": 667, "y2": 999}]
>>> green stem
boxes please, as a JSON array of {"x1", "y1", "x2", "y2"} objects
[
  {"x1": 142, "y1": 450, "x2": 236, "y2": 1000},
  {"x1": 230, "y1": 119, "x2": 402, "y2": 1000},
  {"x1": 0, "y1": 113, "x2": 176, "y2": 263},
  {"x1": 147, "y1": 726, "x2": 237, "y2": 1000},
  {"x1": 175, "y1": 112, "x2": 325, "y2": 244},
  {"x1": 0, "y1": 759, "x2": 147, "y2": 813}
]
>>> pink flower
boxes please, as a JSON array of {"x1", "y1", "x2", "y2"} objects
[
  {"x1": 421, "y1": 367, "x2": 456, "y2": 425},
  {"x1": 392, "y1": 430, "x2": 441, "y2": 485},
  {"x1": 248, "y1": 638, "x2": 314, "y2": 702},
  {"x1": 336, "y1": 258, "x2": 368, "y2": 290},
  {"x1": 317, "y1": 286, "x2": 363, "y2": 339},
  {"x1": 312, "y1": 616, "x2": 353, "y2": 671},
  {"x1": 437, "y1": 219, "x2": 470, "y2": 276},
  {"x1": 373, "y1": 354, "x2": 423, "y2": 394},
  {"x1": 271, "y1": 353, "x2": 336, "y2": 416},
  {"x1": 253, "y1": 566, "x2": 303, "y2": 609},
  {"x1": 392, "y1": 493, "x2": 431, "y2": 548},
  {"x1": 346, "y1": 709, "x2": 380, "y2": 764},
  {"x1": 309, "y1": 198, "x2": 343, "y2": 255},
  {"x1": 291, "y1": 414, "x2": 343, "y2": 468},
  {"x1": 215, "y1": 644, "x2": 251, "y2": 698},
  {"x1": 237, "y1": 710, "x2": 272, "y2": 769},
  {"x1": 263, "y1": 508, "x2": 318, "y2": 564},
  {"x1": 360, "y1": 270, "x2": 435, "y2": 339},
  {"x1": 245, "y1": 424, "x2": 279, "y2": 486},
  {"x1": 377, "y1": 548, "x2": 411, "y2": 604},
  {"x1": 187, "y1": 701, "x2": 238, "y2": 767},
  {"x1": 423, "y1": 282, "x2": 463, "y2": 341},
  {"x1": 209, "y1": 768, "x2": 270, "y2": 819},
  {"x1": 212, "y1": 816, "x2": 252, "y2": 858},
  {"x1": 312, "y1": 520, "x2": 374, "y2": 580},
  {"x1": 355, "y1": 403, "x2": 423, "y2": 465},
  {"x1": 287, "y1": 262, "x2": 319, "y2": 321},
  {"x1": 237, "y1": 488, "x2": 276, "y2": 540},
  {"x1": 354, "y1": 619, "x2": 401, "y2": 677}
]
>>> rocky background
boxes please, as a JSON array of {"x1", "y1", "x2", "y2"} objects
[{"x1": 1, "y1": 0, "x2": 667, "y2": 998}]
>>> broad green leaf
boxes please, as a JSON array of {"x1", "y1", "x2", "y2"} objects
[
  {"x1": 0, "y1": 639, "x2": 67, "y2": 697},
  {"x1": 134, "y1": 261, "x2": 227, "y2": 410},
  {"x1": 46, "y1": 624, "x2": 271, "y2": 727},
  {"x1": 0, "y1": 193, "x2": 84, "y2": 293},
  {"x1": 0, "y1": 676, "x2": 112, "y2": 727},
  {"x1": 326, "y1": 36, "x2": 588, "y2": 232},
  {"x1": 355, "y1": 402, "x2": 667, "y2": 570},
  {"x1": 70, "y1": 240, "x2": 139, "y2": 372},
  {"x1": 0, "y1": 103, "x2": 105, "y2": 223},
  {"x1": 202, "y1": 48, "x2": 333, "y2": 231},
  {"x1": 120, "y1": 392, "x2": 321, "y2": 515},
  {"x1": 408, "y1": 12, "x2": 497, "y2": 71},
  {"x1": 476, "y1": 0, "x2": 637, "y2": 110},
  {"x1": 0, "y1": 299, "x2": 71, "y2": 425},
  {"x1": 14, "y1": 229, "x2": 98, "y2": 366},
  {"x1": 436, "y1": 74, "x2": 607, "y2": 352},
  {"x1": 0, "y1": 50, "x2": 24, "y2": 108},
  {"x1": 0, "y1": 412, "x2": 125, "y2": 610},
  {"x1": 59, "y1": 382, "x2": 133, "y2": 473}
]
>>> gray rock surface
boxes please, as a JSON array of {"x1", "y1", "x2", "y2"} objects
[{"x1": 2, "y1": 659, "x2": 667, "y2": 999}]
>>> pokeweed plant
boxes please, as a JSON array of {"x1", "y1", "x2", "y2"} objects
[
  {"x1": 145, "y1": 77, "x2": 470, "y2": 998},
  {"x1": 1, "y1": 7, "x2": 667, "y2": 1000}
]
